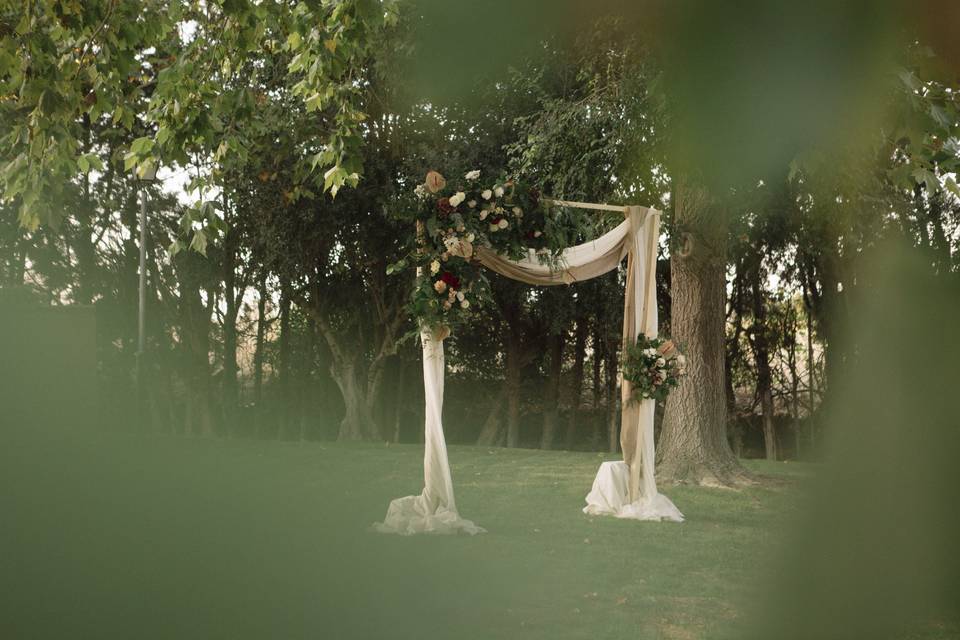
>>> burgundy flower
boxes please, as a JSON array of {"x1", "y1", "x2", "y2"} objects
[
  {"x1": 529, "y1": 186, "x2": 541, "y2": 207},
  {"x1": 440, "y1": 272, "x2": 461, "y2": 289},
  {"x1": 437, "y1": 197, "x2": 455, "y2": 216}
]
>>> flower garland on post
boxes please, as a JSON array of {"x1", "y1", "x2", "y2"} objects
[
  {"x1": 389, "y1": 169, "x2": 575, "y2": 333},
  {"x1": 622, "y1": 336, "x2": 687, "y2": 402}
]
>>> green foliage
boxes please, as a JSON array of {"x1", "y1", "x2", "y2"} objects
[
  {"x1": 394, "y1": 169, "x2": 583, "y2": 331},
  {"x1": 1, "y1": 0, "x2": 399, "y2": 238},
  {"x1": 887, "y1": 52, "x2": 960, "y2": 196}
]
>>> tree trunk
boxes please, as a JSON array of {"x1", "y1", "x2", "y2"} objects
[
  {"x1": 592, "y1": 329, "x2": 603, "y2": 409},
  {"x1": 476, "y1": 383, "x2": 507, "y2": 446},
  {"x1": 788, "y1": 312, "x2": 801, "y2": 460},
  {"x1": 658, "y1": 179, "x2": 749, "y2": 486},
  {"x1": 604, "y1": 335, "x2": 619, "y2": 454},
  {"x1": 180, "y1": 284, "x2": 215, "y2": 438},
  {"x1": 806, "y1": 305, "x2": 817, "y2": 455},
  {"x1": 505, "y1": 322, "x2": 522, "y2": 448},
  {"x1": 278, "y1": 284, "x2": 293, "y2": 439},
  {"x1": 539, "y1": 331, "x2": 564, "y2": 450},
  {"x1": 330, "y1": 358, "x2": 376, "y2": 441},
  {"x1": 564, "y1": 320, "x2": 588, "y2": 450},
  {"x1": 392, "y1": 361, "x2": 405, "y2": 443},
  {"x1": 749, "y1": 265, "x2": 777, "y2": 461},
  {"x1": 253, "y1": 272, "x2": 268, "y2": 405},
  {"x1": 298, "y1": 316, "x2": 317, "y2": 441},
  {"x1": 221, "y1": 194, "x2": 240, "y2": 434}
]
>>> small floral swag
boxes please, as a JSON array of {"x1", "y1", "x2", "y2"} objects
[
  {"x1": 622, "y1": 336, "x2": 687, "y2": 402},
  {"x1": 389, "y1": 169, "x2": 579, "y2": 331}
]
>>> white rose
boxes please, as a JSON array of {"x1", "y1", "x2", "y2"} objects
[
  {"x1": 465, "y1": 169, "x2": 481, "y2": 180},
  {"x1": 460, "y1": 298, "x2": 470, "y2": 309},
  {"x1": 466, "y1": 232, "x2": 475, "y2": 242},
  {"x1": 494, "y1": 186, "x2": 504, "y2": 197},
  {"x1": 456, "y1": 291, "x2": 465, "y2": 301},
  {"x1": 449, "y1": 191, "x2": 466, "y2": 207},
  {"x1": 430, "y1": 260, "x2": 440, "y2": 274},
  {"x1": 657, "y1": 357, "x2": 666, "y2": 367},
  {"x1": 467, "y1": 199, "x2": 477, "y2": 208},
  {"x1": 498, "y1": 219, "x2": 508, "y2": 229},
  {"x1": 481, "y1": 189, "x2": 493, "y2": 200},
  {"x1": 479, "y1": 210, "x2": 488, "y2": 220}
]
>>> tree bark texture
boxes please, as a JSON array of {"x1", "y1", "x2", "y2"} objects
[{"x1": 658, "y1": 179, "x2": 750, "y2": 486}]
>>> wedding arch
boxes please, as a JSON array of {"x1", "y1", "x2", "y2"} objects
[{"x1": 374, "y1": 199, "x2": 683, "y2": 535}]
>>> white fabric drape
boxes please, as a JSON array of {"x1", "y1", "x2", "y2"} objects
[
  {"x1": 373, "y1": 327, "x2": 485, "y2": 535},
  {"x1": 374, "y1": 204, "x2": 681, "y2": 535}
]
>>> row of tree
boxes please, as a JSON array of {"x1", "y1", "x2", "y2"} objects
[{"x1": 3, "y1": 2, "x2": 958, "y2": 485}]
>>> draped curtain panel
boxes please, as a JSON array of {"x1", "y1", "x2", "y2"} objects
[{"x1": 374, "y1": 205, "x2": 682, "y2": 535}]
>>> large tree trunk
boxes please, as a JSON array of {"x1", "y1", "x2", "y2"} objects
[
  {"x1": 306, "y1": 304, "x2": 382, "y2": 442},
  {"x1": 329, "y1": 357, "x2": 376, "y2": 441},
  {"x1": 658, "y1": 180, "x2": 749, "y2": 486},
  {"x1": 539, "y1": 332, "x2": 564, "y2": 450},
  {"x1": 564, "y1": 320, "x2": 588, "y2": 450}
]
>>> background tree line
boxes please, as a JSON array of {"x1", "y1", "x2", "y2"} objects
[{"x1": 3, "y1": 2, "x2": 958, "y2": 474}]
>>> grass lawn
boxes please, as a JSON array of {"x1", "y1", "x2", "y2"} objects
[{"x1": 0, "y1": 431, "x2": 900, "y2": 639}]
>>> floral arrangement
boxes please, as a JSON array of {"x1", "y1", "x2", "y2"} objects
[
  {"x1": 621, "y1": 335, "x2": 687, "y2": 402},
  {"x1": 390, "y1": 168, "x2": 575, "y2": 330}
]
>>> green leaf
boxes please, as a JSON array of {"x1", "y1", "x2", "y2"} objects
[
  {"x1": 189, "y1": 230, "x2": 208, "y2": 255},
  {"x1": 945, "y1": 176, "x2": 960, "y2": 198},
  {"x1": 911, "y1": 167, "x2": 938, "y2": 193},
  {"x1": 130, "y1": 136, "x2": 154, "y2": 155},
  {"x1": 305, "y1": 92, "x2": 323, "y2": 112}
]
